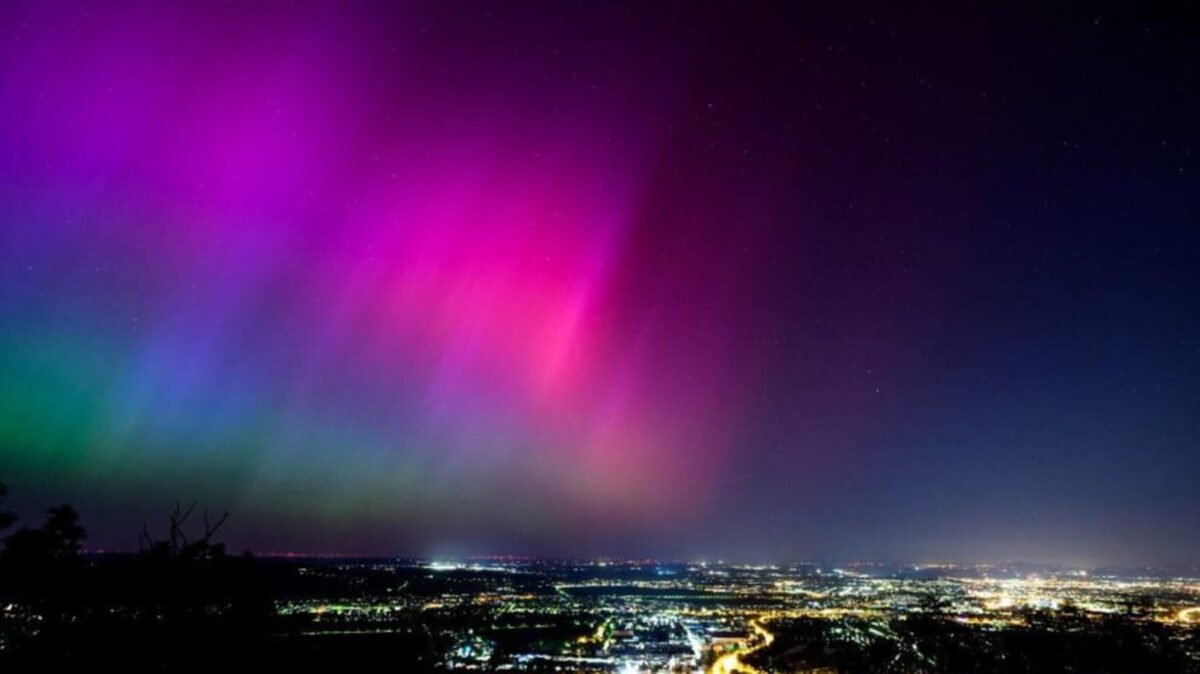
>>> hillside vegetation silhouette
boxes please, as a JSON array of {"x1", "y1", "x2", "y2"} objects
[{"x1": 0, "y1": 482, "x2": 270, "y2": 669}]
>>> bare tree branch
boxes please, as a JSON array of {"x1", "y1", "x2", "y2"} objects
[{"x1": 203, "y1": 510, "x2": 229, "y2": 541}]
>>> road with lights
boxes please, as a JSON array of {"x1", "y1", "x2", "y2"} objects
[{"x1": 708, "y1": 617, "x2": 774, "y2": 674}]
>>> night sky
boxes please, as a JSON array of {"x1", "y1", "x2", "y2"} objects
[{"x1": 0, "y1": 1, "x2": 1196, "y2": 565}]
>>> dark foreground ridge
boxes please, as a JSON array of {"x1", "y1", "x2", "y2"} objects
[{"x1": 1, "y1": 485, "x2": 1198, "y2": 672}]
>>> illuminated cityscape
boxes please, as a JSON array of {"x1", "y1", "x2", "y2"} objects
[
  {"x1": 3, "y1": 547, "x2": 1200, "y2": 670},
  {"x1": 237, "y1": 558, "x2": 1200, "y2": 671}
]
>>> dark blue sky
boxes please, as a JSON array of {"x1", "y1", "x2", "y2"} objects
[{"x1": 0, "y1": 1, "x2": 1196, "y2": 564}]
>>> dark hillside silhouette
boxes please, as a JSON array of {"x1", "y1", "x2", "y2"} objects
[{"x1": 0, "y1": 483, "x2": 271, "y2": 670}]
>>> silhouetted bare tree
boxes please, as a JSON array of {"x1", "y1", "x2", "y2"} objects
[
  {"x1": 0, "y1": 486, "x2": 273, "y2": 670},
  {"x1": 140, "y1": 501, "x2": 230, "y2": 562}
]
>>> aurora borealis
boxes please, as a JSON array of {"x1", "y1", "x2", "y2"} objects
[{"x1": 1, "y1": 2, "x2": 1197, "y2": 563}]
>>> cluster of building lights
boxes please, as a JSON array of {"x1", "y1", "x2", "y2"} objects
[{"x1": 269, "y1": 560, "x2": 1200, "y2": 672}]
